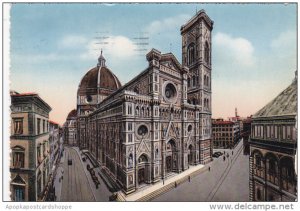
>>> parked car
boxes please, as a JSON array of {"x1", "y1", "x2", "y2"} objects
[{"x1": 212, "y1": 151, "x2": 223, "y2": 158}]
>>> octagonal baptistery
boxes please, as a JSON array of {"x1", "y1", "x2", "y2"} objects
[{"x1": 77, "y1": 51, "x2": 122, "y2": 116}]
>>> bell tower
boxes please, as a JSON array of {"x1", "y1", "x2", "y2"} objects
[{"x1": 181, "y1": 9, "x2": 213, "y2": 164}]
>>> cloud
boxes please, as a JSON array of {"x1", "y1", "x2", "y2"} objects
[
  {"x1": 214, "y1": 32, "x2": 256, "y2": 67},
  {"x1": 145, "y1": 14, "x2": 190, "y2": 35},
  {"x1": 60, "y1": 35, "x2": 88, "y2": 48},
  {"x1": 271, "y1": 30, "x2": 296, "y2": 49},
  {"x1": 80, "y1": 35, "x2": 137, "y2": 60}
]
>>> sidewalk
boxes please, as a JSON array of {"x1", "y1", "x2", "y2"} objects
[
  {"x1": 117, "y1": 164, "x2": 206, "y2": 201},
  {"x1": 53, "y1": 150, "x2": 66, "y2": 201}
]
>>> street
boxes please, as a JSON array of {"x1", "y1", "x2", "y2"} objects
[
  {"x1": 152, "y1": 140, "x2": 249, "y2": 201},
  {"x1": 59, "y1": 147, "x2": 95, "y2": 201}
]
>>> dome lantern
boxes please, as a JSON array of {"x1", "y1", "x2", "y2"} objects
[{"x1": 97, "y1": 49, "x2": 106, "y2": 67}]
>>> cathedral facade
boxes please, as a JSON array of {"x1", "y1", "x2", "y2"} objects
[{"x1": 74, "y1": 10, "x2": 213, "y2": 194}]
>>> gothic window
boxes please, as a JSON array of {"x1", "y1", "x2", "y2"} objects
[
  {"x1": 196, "y1": 75, "x2": 199, "y2": 85},
  {"x1": 204, "y1": 75, "x2": 207, "y2": 86},
  {"x1": 187, "y1": 43, "x2": 195, "y2": 65},
  {"x1": 12, "y1": 146, "x2": 25, "y2": 168},
  {"x1": 187, "y1": 78, "x2": 191, "y2": 87},
  {"x1": 13, "y1": 118, "x2": 23, "y2": 135},
  {"x1": 192, "y1": 76, "x2": 196, "y2": 87},
  {"x1": 188, "y1": 125, "x2": 192, "y2": 132},
  {"x1": 204, "y1": 42, "x2": 210, "y2": 64}
]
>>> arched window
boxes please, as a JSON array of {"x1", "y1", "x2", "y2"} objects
[
  {"x1": 204, "y1": 75, "x2": 207, "y2": 86},
  {"x1": 187, "y1": 43, "x2": 195, "y2": 65},
  {"x1": 204, "y1": 42, "x2": 210, "y2": 64}
]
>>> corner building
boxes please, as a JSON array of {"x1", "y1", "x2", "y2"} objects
[
  {"x1": 77, "y1": 10, "x2": 213, "y2": 194},
  {"x1": 10, "y1": 92, "x2": 52, "y2": 201}
]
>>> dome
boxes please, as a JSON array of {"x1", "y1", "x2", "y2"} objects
[
  {"x1": 77, "y1": 51, "x2": 121, "y2": 96},
  {"x1": 67, "y1": 109, "x2": 77, "y2": 120}
]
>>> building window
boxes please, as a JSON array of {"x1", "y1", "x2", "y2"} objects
[
  {"x1": 13, "y1": 185, "x2": 25, "y2": 201},
  {"x1": 204, "y1": 42, "x2": 210, "y2": 64},
  {"x1": 37, "y1": 145, "x2": 42, "y2": 164},
  {"x1": 43, "y1": 120, "x2": 45, "y2": 133},
  {"x1": 187, "y1": 43, "x2": 195, "y2": 65},
  {"x1": 128, "y1": 123, "x2": 132, "y2": 131},
  {"x1": 128, "y1": 134, "x2": 132, "y2": 142},
  {"x1": 128, "y1": 104, "x2": 132, "y2": 115},
  {"x1": 37, "y1": 118, "x2": 41, "y2": 135},
  {"x1": 282, "y1": 126, "x2": 286, "y2": 140},
  {"x1": 256, "y1": 188, "x2": 262, "y2": 201},
  {"x1": 13, "y1": 118, "x2": 23, "y2": 135},
  {"x1": 12, "y1": 149, "x2": 25, "y2": 168},
  {"x1": 274, "y1": 126, "x2": 278, "y2": 139},
  {"x1": 287, "y1": 126, "x2": 291, "y2": 140}
]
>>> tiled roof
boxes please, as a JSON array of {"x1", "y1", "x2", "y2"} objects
[{"x1": 253, "y1": 79, "x2": 297, "y2": 118}]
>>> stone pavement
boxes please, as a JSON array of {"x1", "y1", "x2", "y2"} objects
[
  {"x1": 116, "y1": 164, "x2": 206, "y2": 201},
  {"x1": 153, "y1": 140, "x2": 249, "y2": 201}
]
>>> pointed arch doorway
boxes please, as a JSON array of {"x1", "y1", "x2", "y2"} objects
[{"x1": 166, "y1": 139, "x2": 177, "y2": 174}]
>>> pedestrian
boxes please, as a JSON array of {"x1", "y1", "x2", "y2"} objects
[
  {"x1": 188, "y1": 176, "x2": 191, "y2": 182},
  {"x1": 175, "y1": 182, "x2": 177, "y2": 188},
  {"x1": 223, "y1": 156, "x2": 225, "y2": 161},
  {"x1": 208, "y1": 166, "x2": 211, "y2": 171}
]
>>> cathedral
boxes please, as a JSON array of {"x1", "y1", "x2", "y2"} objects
[{"x1": 69, "y1": 10, "x2": 213, "y2": 194}]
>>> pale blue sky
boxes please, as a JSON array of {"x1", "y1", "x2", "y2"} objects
[{"x1": 9, "y1": 3, "x2": 297, "y2": 124}]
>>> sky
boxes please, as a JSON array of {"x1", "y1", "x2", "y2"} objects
[{"x1": 9, "y1": 3, "x2": 297, "y2": 125}]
